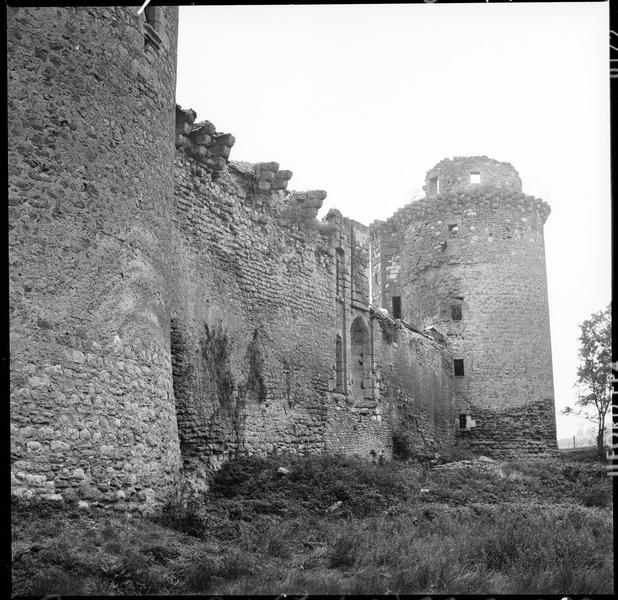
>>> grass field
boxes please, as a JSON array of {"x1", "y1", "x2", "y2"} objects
[{"x1": 11, "y1": 449, "x2": 614, "y2": 595}]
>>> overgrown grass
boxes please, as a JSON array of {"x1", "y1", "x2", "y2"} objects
[
  {"x1": 11, "y1": 452, "x2": 613, "y2": 595},
  {"x1": 209, "y1": 452, "x2": 413, "y2": 517}
]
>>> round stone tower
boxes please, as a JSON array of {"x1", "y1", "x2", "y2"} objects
[
  {"x1": 400, "y1": 156, "x2": 556, "y2": 456},
  {"x1": 8, "y1": 6, "x2": 182, "y2": 507}
]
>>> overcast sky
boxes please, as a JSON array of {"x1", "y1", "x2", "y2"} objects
[{"x1": 176, "y1": 3, "x2": 611, "y2": 442}]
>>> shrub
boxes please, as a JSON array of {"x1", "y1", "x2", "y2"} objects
[
  {"x1": 28, "y1": 567, "x2": 87, "y2": 596},
  {"x1": 220, "y1": 549, "x2": 258, "y2": 580},
  {"x1": 328, "y1": 529, "x2": 359, "y2": 568},
  {"x1": 209, "y1": 453, "x2": 409, "y2": 517},
  {"x1": 439, "y1": 445, "x2": 477, "y2": 463},
  {"x1": 579, "y1": 489, "x2": 611, "y2": 508},
  {"x1": 211, "y1": 455, "x2": 279, "y2": 499},
  {"x1": 183, "y1": 558, "x2": 219, "y2": 593},
  {"x1": 392, "y1": 432, "x2": 414, "y2": 461},
  {"x1": 156, "y1": 485, "x2": 205, "y2": 537}
]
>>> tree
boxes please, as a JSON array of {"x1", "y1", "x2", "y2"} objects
[{"x1": 563, "y1": 304, "x2": 612, "y2": 460}]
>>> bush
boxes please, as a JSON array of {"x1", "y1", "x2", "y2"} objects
[
  {"x1": 392, "y1": 432, "x2": 414, "y2": 461},
  {"x1": 209, "y1": 453, "x2": 409, "y2": 517},
  {"x1": 29, "y1": 567, "x2": 87, "y2": 596},
  {"x1": 220, "y1": 549, "x2": 258, "y2": 580},
  {"x1": 328, "y1": 529, "x2": 358, "y2": 568},
  {"x1": 183, "y1": 558, "x2": 219, "y2": 593},
  {"x1": 210, "y1": 455, "x2": 280, "y2": 499},
  {"x1": 156, "y1": 485, "x2": 205, "y2": 537},
  {"x1": 579, "y1": 489, "x2": 612, "y2": 508}
]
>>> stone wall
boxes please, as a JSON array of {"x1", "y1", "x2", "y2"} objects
[
  {"x1": 321, "y1": 309, "x2": 456, "y2": 461},
  {"x1": 9, "y1": 6, "x2": 183, "y2": 509},
  {"x1": 455, "y1": 398, "x2": 558, "y2": 458},
  {"x1": 372, "y1": 312, "x2": 456, "y2": 455},
  {"x1": 169, "y1": 107, "x2": 457, "y2": 482},
  {"x1": 171, "y1": 113, "x2": 336, "y2": 484},
  {"x1": 370, "y1": 221, "x2": 402, "y2": 316},
  {"x1": 423, "y1": 156, "x2": 522, "y2": 197}
]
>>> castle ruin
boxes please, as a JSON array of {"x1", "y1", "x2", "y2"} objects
[{"x1": 8, "y1": 6, "x2": 557, "y2": 509}]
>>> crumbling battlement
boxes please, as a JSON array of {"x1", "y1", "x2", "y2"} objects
[
  {"x1": 423, "y1": 155, "x2": 522, "y2": 197},
  {"x1": 168, "y1": 106, "x2": 456, "y2": 485},
  {"x1": 175, "y1": 105, "x2": 236, "y2": 172},
  {"x1": 378, "y1": 186, "x2": 550, "y2": 236}
]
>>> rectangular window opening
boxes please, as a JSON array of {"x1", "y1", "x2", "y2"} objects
[
  {"x1": 429, "y1": 176, "x2": 439, "y2": 195},
  {"x1": 470, "y1": 171, "x2": 481, "y2": 184},
  {"x1": 392, "y1": 296, "x2": 401, "y2": 320},
  {"x1": 448, "y1": 223, "x2": 459, "y2": 235},
  {"x1": 458, "y1": 413, "x2": 468, "y2": 429},
  {"x1": 454, "y1": 358, "x2": 465, "y2": 377},
  {"x1": 451, "y1": 305, "x2": 462, "y2": 321}
]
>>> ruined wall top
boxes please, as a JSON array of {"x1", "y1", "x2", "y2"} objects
[{"x1": 423, "y1": 156, "x2": 522, "y2": 197}]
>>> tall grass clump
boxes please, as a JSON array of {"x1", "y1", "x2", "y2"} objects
[{"x1": 210, "y1": 452, "x2": 411, "y2": 517}]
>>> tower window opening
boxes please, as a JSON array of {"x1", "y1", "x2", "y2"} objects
[
  {"x1": 470, "y1": 172, "x2": 481, "y2": 184},
  {"x1": 454, "y1": 358, "x2": 465, "y2": 376},
  {"x1": 448, "y1": 224, "x2": 458, "y2": 235},
  {"x1": 145, "y1": 5, "x2": 157, "y2": 28},
  {"x1": 392, "y1": 296, "x2": 401, "y2": 320},
  {"x1": 451, "y1": 304, "x2": 462, "y2": 321},
  {"x1": 458, "y1": 413, "x2": 468, "y2": 429},
  {"x1": 143, "y1": 5, "x2": 162, "y2": 52},
  {"x1": 429, "y1": 176, "x2": 439, "y2": 195}
]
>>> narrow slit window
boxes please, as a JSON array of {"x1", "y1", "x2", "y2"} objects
[
  {"x1": 143, "y1": 6, "x2": 163, "y2": 52},
  {"x1": 145, "y1": 5, "x2": 157, "y2": 28},
  {"x1": 458, "y1": 414, "x2": 467, "y2": 429},
  {"x1": 454, "y1": 358, "x2": 465, "y2": 376},
  {"x1": 335, "y1": 248, "x2": 345, "y2": 297},
  {"x1": 392, "y1": 296, "x2": 401, "y2": 320},
  {"x1": 335, "y1": 335, "x2": 343, "y2": 391},
  {"x1": 470, "y1": 171, "x2": 481, "y2": 184},
  {"x1": 451, "y1": 305, "x2": 462, "y2": 321}
]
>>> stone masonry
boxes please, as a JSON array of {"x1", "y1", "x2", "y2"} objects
[
  {"x1": 371, "y1": 157, "x2": 557, "y2": 456},
  {"x1": 9, "y1": 7, "x2": 556, "y2": 508}
]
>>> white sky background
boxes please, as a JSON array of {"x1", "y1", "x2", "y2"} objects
[{"x1": 176, "y1": 3, "x2": 611, "y2": 441}]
